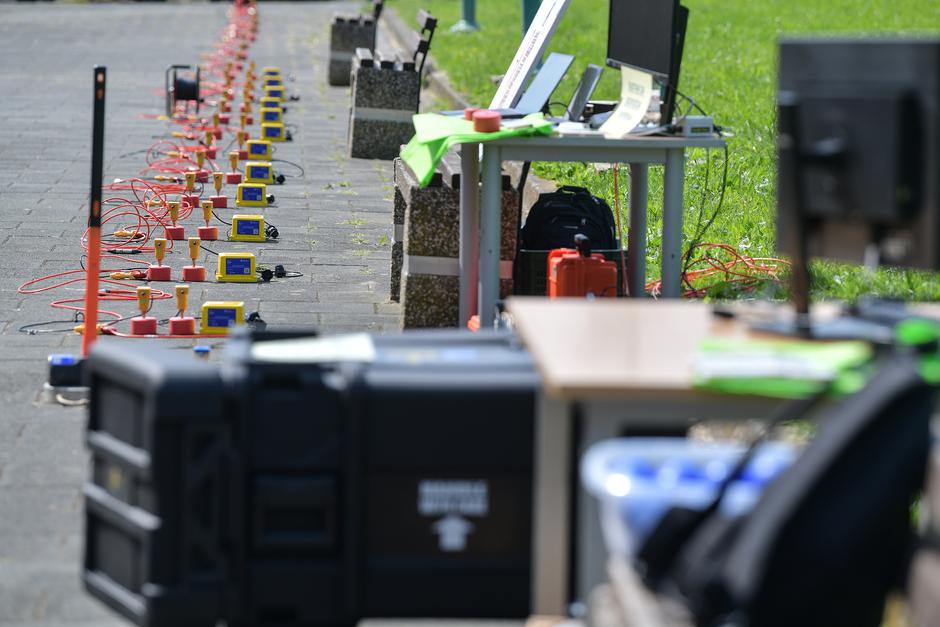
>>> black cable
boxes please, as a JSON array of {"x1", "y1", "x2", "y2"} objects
[
  {"x1": 546, "y1": 101, "x2": 571, "y2": 118},
  {"x1": 200, "y1": 244, "x2": 219, "y2": 256},
  {"x1": 19, "y1": 319, "x2": 82, "y2": 334},
  {"x1": 675, "y1": 89, "x2": 710, "y2": 117},
  {"x1": 212, "y1": 211, "x2": 232, "y2": 226},
  {"x1": 113, "y1": 148, "x2": 150, "y2": 160},
  {"x1": 157, "y1": 315, "x2": 202, "y2": 325},
  {"x1": 270, "y1": 158, "x2": 304, "y2": 177}
]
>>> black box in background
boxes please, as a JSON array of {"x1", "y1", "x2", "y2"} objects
[{"x1": 84, "y1": 329, "x2": 539, "y2": 627}]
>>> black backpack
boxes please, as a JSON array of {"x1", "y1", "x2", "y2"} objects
[
  {"x1": 638, "y1": 355, "x2": 935, "y2": 627},
  {"x1": 519, "y1": 186, "x2": 617, "y2": 250}
]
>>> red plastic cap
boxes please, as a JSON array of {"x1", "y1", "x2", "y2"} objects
[
  {"x1": 472, "y1": 110, "x2": 501, "y2": 133},
  {"x1": 463, "y1": 107, "x2": 479, "y2": 121}
]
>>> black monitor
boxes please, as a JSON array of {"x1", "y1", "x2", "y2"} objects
[
  {"x1": 606, "y1": 0, "x2": 688, "y2": 125},
  {"x1": 775, "y1": 38, "x2": 940, "y2": 332}
]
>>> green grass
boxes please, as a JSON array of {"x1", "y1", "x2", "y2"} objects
[{"x1": 393, "y1": 0, "x2": 940, "y2": 299}]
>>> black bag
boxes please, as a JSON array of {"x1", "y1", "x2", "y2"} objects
[
  {"x1": 638, "y1": 355, "x2": 936, "y2": 627},
  {"x1": 519, "y1": 186, "x2": 617, "y2": 251}
]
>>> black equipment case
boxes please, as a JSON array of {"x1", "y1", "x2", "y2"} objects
[{"x1": 84, "y1": 329, "x2": 538, "y2": 627}]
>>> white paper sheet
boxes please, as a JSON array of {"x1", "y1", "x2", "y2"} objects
[
  {"x1": 600, "y1": 66, "x2": 654, "y2": 139},
  {"x1": 250, "y1": 333, "x2": 376, "y2": 363}
]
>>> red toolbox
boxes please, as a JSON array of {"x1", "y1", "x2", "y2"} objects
[{"x1": 548, "y1": 234, "x2": 618, "y2": 298}]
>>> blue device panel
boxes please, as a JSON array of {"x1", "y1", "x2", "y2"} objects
[
  {"x1": 265, "y1": 126, "x2": 280, "y2": 138},
  {"x1": 265, "y1": 78, "x2": 282, "y2": 87},
  {"x1": 226, "y1": 258, "x2": 252, "y2": 275},
  {"x1": 207, "y1": 308, "x2": 237, "y2": 328},
  {"x1": 236, "y1": 220, "x2": 260, "y2": 236},
  {"x1": 250, "y1": 143, "x2": 267, "y2": 155},
  {"x1": 264, "y1": 110, "x2": 279, "y2": 121},
  {"x1": 242, "y1": 186, "x2": 263, "y2": 201},
  {"x1": 250, "y1": 166, "x2": 270, "y2": 179},
  {"x1": 268, "y1": 89, "x2": 283, "y2": 98}
]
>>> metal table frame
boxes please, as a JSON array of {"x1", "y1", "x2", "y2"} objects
[{"x1": 458, "y1": 134, "x2": 726, "y2": 327}]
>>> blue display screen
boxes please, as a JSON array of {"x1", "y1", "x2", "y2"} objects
[
  {"x1": 265, "y1": 126, "x2": 280, "y2": 138},
  {"x1": 268, "y1": 89, "x2": 283, "y2": 98},
  {"x1": 242, "y1": 186, "x2": 263, "y2": 201},
  {"x1": 265, "y1": 78, "x2": 282, "y2": 87},
  {"x1": 264, "y1": 110, "x2": 279, "y2": 121},
  {"x1": 250, "y1": 166, "x2": 270, "y2": 179},
  {"x1": 250, "y1": 143, "x2": 267, "y2": 155},
  {"x1": 225, "y1": 257, "x2": 252, "y2": 275},
  {"x1": 207, "y1": 308, "x2": 237, "y2": 328},
  {"x1": 236, "y1": 219, "x2": 260, "y2": 236}
]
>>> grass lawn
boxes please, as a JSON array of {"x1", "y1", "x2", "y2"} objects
[{"x1": 392, "y1": 0, "x2": 940, "y2": 300}]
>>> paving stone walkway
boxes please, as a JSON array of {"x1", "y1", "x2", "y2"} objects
[{"x1": 0, "y1": 3, "x2": 403, "y2": 624}]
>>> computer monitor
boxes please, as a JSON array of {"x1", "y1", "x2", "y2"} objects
[
  {"x1": 606, "y1": 0, "x2": 688, "y2": 125},
  {"x1": 775, "y1": 38, "x2": 940, "y2": 331}
]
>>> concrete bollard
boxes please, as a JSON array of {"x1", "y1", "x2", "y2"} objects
[
  {"x1": 328, "y1": 15, "x2": 376, "y2": 87},
  {"x1": 348, "y1": 49, "x2": 419, "y2": 161}
]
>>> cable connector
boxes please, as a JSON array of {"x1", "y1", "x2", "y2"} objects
[
  {"x1": 112, "y1": 230, "x2": 144, "y2": 239},
  {"x1": 245, "y1": 311, "x2": 266, "y2": 330},
  {"x1": 105, "y1": 248, "x2": 143, "y2": 255},
  {"x1": 73, "y1": 323, "x2": 107, "y2": 335},
  {"x1": 108, "y1": 270, "x2": 147, "y2": 280}
]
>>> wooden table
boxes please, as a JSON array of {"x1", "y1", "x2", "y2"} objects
[{"x1": 506, "y1": 298, "x2": 790, "y2": 614}]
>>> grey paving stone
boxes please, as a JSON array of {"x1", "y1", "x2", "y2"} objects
[{"x1": 0, "y1": 2, "x2": 408, "y2": 624}]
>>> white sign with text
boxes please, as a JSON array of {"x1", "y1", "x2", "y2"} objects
[{"x1": 489, "y1": 0, "x2": 573, "y2": 110}]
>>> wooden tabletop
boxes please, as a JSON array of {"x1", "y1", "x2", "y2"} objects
[{"x1": 506, "y1": 298, "x2": 754, "y2": 399}]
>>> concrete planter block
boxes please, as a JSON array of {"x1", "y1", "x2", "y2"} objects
[
  {"x1": 328, "y1": 15, "x2": 375, "y2": 86},
  {"x1": 348, "y1": 49, "x2": 418, "y2": 160},
  {"x1": 393, "y1": 157, "x2": 518, "y2": 329}
]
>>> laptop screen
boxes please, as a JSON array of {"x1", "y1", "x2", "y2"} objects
[
  {"x1": 566, "y1": 64, "x2": 603, "y2": 121},
  {"x1": 514, "y1": 52, "x2": 575, "y2": 114}
]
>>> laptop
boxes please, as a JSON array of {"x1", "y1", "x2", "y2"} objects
[
  {"x1": 442, "y1": 52, "x2": 575, "y2": 119},
  {"x1": 563, "y1": 63, "x2": 603, "y2": 122}
]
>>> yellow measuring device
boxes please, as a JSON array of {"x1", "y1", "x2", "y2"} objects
[
  {"x1": 259, "y1": 96, "x2": 282, "y2": 111},
  {"x1": 236, "y1": 183, "x2": 268, "y2": 207},
  {"x1": 200, "y1": 301, "x2": 245, "y2": 335},
  {"x1": 244, "y1": 161, "x2": 274, "y2": 184},
  {"x1": 259, "y1": 107, "x2": 282, "y2": 124},
  {"x1": 229, "y1": 214, "x2": 266, "y2": 243},
  {"x1": 264, "y1": 86, "x2": 285, "y2": 102},
  {"x1": 261, "y1": 122, "x2": 286, "y2": 142},
  {"x1": 246, "y1": 139, "x2": 272, "y2": 160},
  {"x1": 216, "y1": 252, "x2": 257, "y2": 282}
]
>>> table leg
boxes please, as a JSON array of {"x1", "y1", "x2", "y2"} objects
[
  {"x1": 661, "y1": 148, "x2": 686, "y2": 298},
  {"x1": 532, "y1": 394, "x2": 572, "y2": 616},
  {"x1": 627, "y1": 163, "x2": 648, "y2": 298},
  {"x1": 459, "y1": 143, "x2": 480, "y2": 326},
  {"x1": 478, "y1": 144, "x2": 502, "y2": 329}
]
